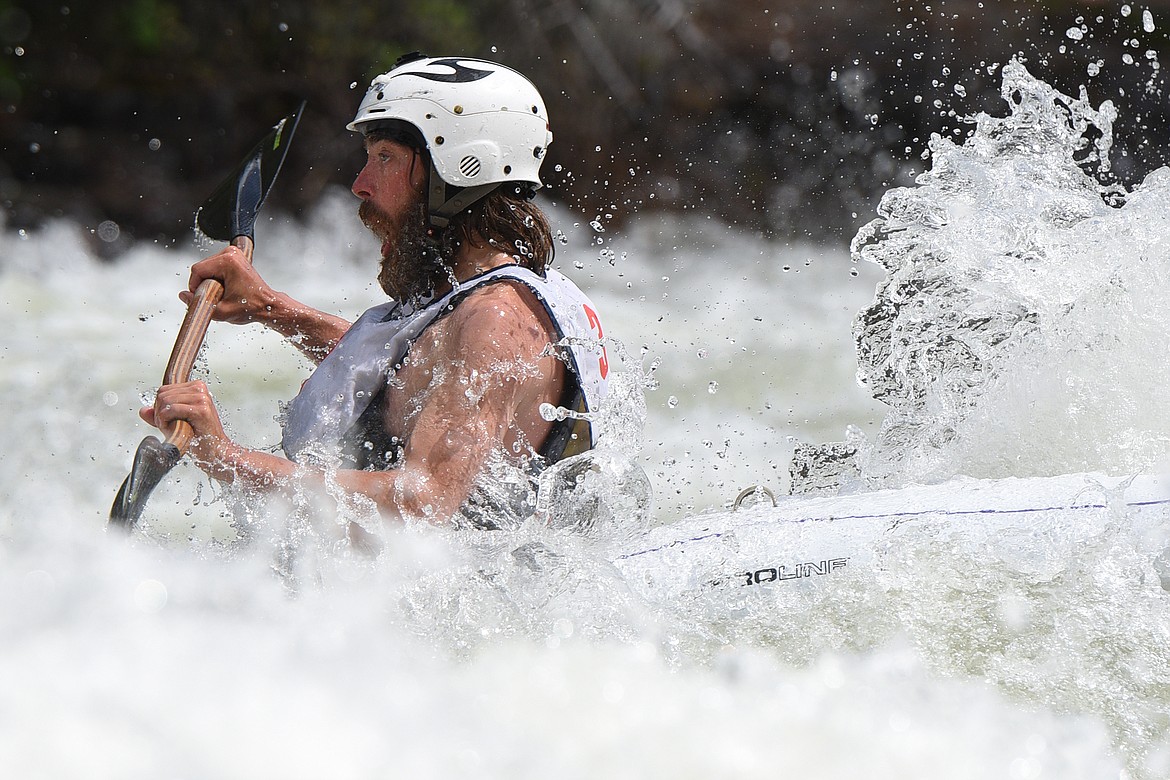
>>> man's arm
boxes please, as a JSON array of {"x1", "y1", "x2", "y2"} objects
[
  {"x1": 318, "y1": 281, "x2": 565, "y2": 521},
  {"x1": 183, "y1": 245, "x2": 351, "y2": 363},
  {"x1": 147, "y1": 281, "x2": 563, "y2": 525}
]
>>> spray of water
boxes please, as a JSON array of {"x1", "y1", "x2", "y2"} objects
[{"x1": 807, "y1": 58, "x2": 1170, "y2": 489}]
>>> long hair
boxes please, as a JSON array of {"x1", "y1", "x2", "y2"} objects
[{"x1": 440, "y1": 185, "x2": 555, "y2": 274}]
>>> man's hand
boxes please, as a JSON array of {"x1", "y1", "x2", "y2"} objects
[
  {"x1": 140, "y1": 380, "x2": 231, "y2": 466},
  {"x1": 180, "y1": 245, "x2": 277, "y2": 325}
]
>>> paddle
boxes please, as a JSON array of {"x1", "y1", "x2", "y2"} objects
[{"x1": 109, "y1": 102, "x2": 305, "y2": 530}]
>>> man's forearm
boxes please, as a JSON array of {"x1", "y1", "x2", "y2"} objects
[
  {"x1": 257, "y1": 291, "x2": 351, "y2": 363},
  {"x1": 195, "y1": 439, "x2": 301, "y2": 489},
  {"x1": 195, "y1": 436, "x2": 433, "y2": 525}
]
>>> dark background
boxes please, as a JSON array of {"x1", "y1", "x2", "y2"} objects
[{"x1": 4, "y1": 0, "x2": 1170, "y2": 255}]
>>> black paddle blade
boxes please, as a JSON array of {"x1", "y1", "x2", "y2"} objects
[
  {"x1": 109, "y1": 436, "x2": 183, "y2": 530},
  {"x1": 196, "y1": 101, "x2": 305, "y2": 243}
]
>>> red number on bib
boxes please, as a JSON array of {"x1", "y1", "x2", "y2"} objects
[{"x1": 583, "y1": 304, "x2": 609, "y2": 379}]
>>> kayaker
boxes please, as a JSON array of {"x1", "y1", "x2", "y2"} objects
[{"x1": 140, "y1": 54, "x2": 610, "y2": 527}]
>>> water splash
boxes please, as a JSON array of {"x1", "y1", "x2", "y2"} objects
[{"x1": 819, "y1": 57, "x2": 1170, "y2": 488}]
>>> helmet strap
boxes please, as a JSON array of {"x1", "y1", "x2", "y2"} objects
[{"x1": 426, "y1": 161, "x2": 499, "y2": 229}]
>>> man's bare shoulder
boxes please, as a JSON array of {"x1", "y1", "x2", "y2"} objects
[{"x1": 435, "y1": 277, "x2": 558, "y2": 357}]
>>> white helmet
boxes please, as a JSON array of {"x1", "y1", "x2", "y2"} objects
[{"x1": 348, "y1": 55, "x2": 553, "y2": 194}]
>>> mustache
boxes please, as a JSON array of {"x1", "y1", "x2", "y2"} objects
[{"x1": 358, "y1": 200, "x2": 396, "y2": 239}]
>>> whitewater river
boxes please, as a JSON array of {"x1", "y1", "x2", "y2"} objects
[{"x1": 4, "y1": 61, "x2": 1170, "y2": 777}]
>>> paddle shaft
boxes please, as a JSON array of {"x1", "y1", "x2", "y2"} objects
[{"x1": 160, "y1": 234, "x2": 254, "y2": 453}]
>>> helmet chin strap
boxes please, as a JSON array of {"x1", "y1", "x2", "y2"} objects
[{"x1": 426, "y1": 161, "x2": 499, "y2": 228}]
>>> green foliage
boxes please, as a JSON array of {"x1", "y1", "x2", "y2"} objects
[{"x1": 124, "y1": 0, "x2": 182, "y2": 53}]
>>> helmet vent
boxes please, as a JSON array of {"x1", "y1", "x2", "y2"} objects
[{"x1": 459, "y1": 155, "x2": 482, "y2": 178}]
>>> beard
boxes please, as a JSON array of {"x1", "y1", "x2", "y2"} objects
[{"x1": 358, "y1": 195, "x2": 450, "y2": 303}]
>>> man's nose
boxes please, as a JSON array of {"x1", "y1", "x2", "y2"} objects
[{"x1": 352, "y1": 165, "x2": 372, "y2": 199}]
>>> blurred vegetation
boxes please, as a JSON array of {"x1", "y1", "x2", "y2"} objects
[{"x1": 3, "y1": 0, "x2": 1170, "y2": 254}]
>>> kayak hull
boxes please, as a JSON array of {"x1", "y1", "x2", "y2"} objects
[{"x1": 612, "y1": 473, "x2": 1170, "y2": 605}]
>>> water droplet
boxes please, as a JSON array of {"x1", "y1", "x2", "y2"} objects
[
  {"x1": 953, "y1": 84, "x2": 967, "y2": 97},
  {"x1": 707, "y1": 381, "x2": 719, "y2": 394},
  {"x1": 1066, "y1": 26, "x2": 1084, "y2": 41},
  {"x1": 133, "y1": 579, "x2": 168, "y2": 613},
  {"x1": 1144, "y1": 9, "x2": 1155, "y2": 32},
  {"x1": 148, "y1": 138, "x2": 161, "y2": 151},
  {"x1": 102, "y1": 391, "x2": 118, "y2": 407},
  {"x1": 97, "y1": 220, "x2": 120, "y2": 242},
  {"x1": 667, "y1": 396, "x2": 679, "y2": 408}
]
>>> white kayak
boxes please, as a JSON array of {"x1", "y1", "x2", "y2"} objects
[{"x1": 611, "y1": 472, "x2": 1170, "y2": 604}]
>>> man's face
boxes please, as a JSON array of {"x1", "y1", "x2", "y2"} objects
[{"x1": 352, "y1": 137, "x2": 445, "y2": 301}]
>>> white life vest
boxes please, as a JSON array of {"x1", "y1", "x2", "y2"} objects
[{"x1": 280, "y1": 265, "x2": 609, "y2": 465}]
